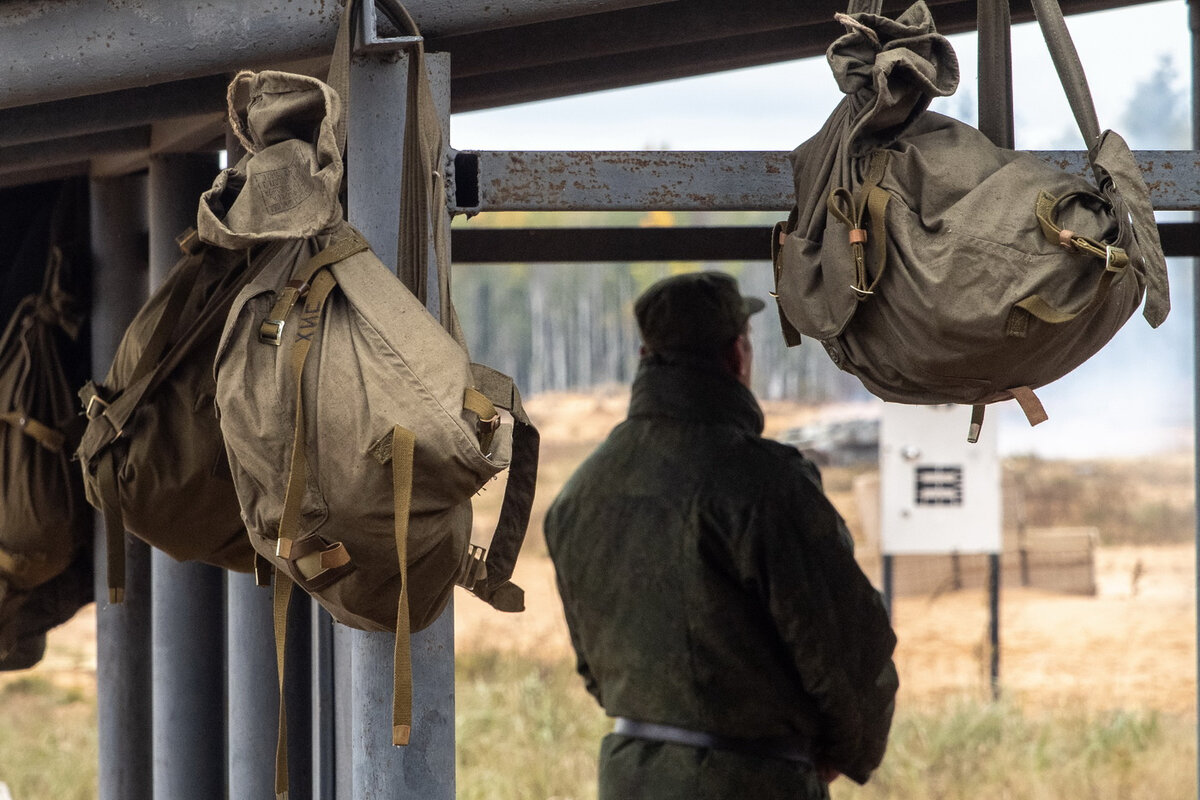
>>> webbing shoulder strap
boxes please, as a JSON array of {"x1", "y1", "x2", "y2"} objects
[{"x1": 460, "y1": 364, "x2": 541, "y2": 613}]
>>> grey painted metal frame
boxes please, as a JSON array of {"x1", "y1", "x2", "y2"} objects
[
  {"x1": 0, "y1": 0, "x2": 672, "y2": 111},
  {"x1": 1191, "y1": 2, "x2": 1200, "y2": 796},
  {"x1": 345, "y1": 48, "x2": 457, "y2": 800},
  {"x1": 454, "y1": 149, "x2": 1200, "y2": 213},
  {"x1": 90, "y1": 174, "x2": 153, "y2": 800},
  {"x1": 147, "y1": 154, "x2": 228, "y2": 800}
]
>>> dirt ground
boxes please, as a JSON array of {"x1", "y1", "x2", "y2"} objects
[
  {"x1": 456, "y1": 391, "x2": 1199, "y2": 717},
  {"x1": 454, "y1": 544, "x2": 1197, "y2": 716},
  {"x1": 8, "y1": 391, "x2": 1198, "y2": 721}
]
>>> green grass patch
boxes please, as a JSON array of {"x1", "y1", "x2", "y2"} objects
[
  {"x1": 839, "y1": 697, "x2": 1194, "y2": 800},
  {"x1": 457, "y1": 652, "x2": 1196, "y2": 800},
  {"x1": 456, "y1": 649, "x2": 610, "y2": 800},
  {"x1": 0, "y1": 678, "x2": 97, "y2": 800},
  {"x1": 0, "y1": 654, "x2": 1191, "y2": 799}
]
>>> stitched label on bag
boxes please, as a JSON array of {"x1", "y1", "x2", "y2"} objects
[{"x1": 253, "y1": 165, "x2": 312, "y2": 215}]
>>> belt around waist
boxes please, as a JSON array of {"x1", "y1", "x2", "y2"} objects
[{"x1": 612, "y1": 717, "x2": 813, "y2": 765}]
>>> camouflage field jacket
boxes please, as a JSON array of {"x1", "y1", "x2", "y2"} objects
[{"x1": 545, "y1": 356, "x2": 898, "y2": 789}]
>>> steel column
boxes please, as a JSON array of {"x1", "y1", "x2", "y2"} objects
[
  {"x1": 346, "y1": 49, "x2": 456, "y2": 799},
  {"x1": 90, "y1": 173, "x2": 153, "y2": 800},
  {"x1": 334, "y1": 624, "x2": 356, "y2": 800},
  {"x1": 1190, "y1": 3, "x2": 1200, "y2": 797},
  {"x1": 146, "y1": 154, "x2": 228, "y2": 800},
  {"x1": 227, "y1": 572, "x2": 279, "y2": 798}
]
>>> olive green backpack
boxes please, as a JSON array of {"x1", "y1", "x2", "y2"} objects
[
  {"x1": 75, "y1": 227, "x2": 264, "y2": 600},
  {"x1": 207, "y1": 1, "x2": 538, "y2": 786},
  {"x1": 773, "y1": 0, "x2": 1169, "y2": 440},
  {"x1": 0, "y1": 180, "x2": 93, "y2": 669}
]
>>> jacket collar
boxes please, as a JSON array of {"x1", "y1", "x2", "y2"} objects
[{"x1": 627, "y1": 354, "x2": 765, "y2": 435}]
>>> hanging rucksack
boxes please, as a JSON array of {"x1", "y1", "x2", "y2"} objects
[
  {"x1": 75, "y1": 225, "x2": 266, "y2": 601},
  {"x1": 207, "y1": 0, "x2": 538, "y2": 781},
  {"x1": 0, "y1": 180, "x2": 93, "y2": 668},
  {"x1": 772, "y1": 0, "x2": 1169, "y2": 440}
]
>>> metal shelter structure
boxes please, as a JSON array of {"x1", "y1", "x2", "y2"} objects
[{"x1": 1, "y1": 0, "x2": 1199, "y2": 797}]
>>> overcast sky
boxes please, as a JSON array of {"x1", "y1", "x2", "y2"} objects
[
  {"x1": 450, "y1": 1, "x2": 1194, "y2": 458},
  {"x1": 452, "y1": 1, "x2": 1190, "y2": 152}
]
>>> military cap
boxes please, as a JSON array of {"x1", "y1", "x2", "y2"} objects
[{"x1": 634, "y1": 271, "x2": 765, "y2": 354}]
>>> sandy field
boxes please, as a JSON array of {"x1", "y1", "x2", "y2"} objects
[
  {"x1": 7, "y1": 391, "x2": 1197, "y2": 721},
  {"x1": 454, "y1": 544, "x2": 1197, "y2": 716}
]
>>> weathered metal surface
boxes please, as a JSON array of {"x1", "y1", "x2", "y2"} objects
[
  {"x1": 0, "y1": 76, "x2": 228, "y2": 149},
  {"x1": 227, "y1": 574, "x2": 279, "y2": 799},
  {"x1": 0, "y1": 0, "x2": 672, "y2": 111},
  {"x1": 0, "y1": 128, "x2": 149, "y2": 173},
  {"x1": 147, "y1": 155, "x2": 227, "y2": 800},
  {"x1": 345, "y1": 50, "x2": 456, "y2": 800},
  {"x1": 91, "y1": 173, "x2": 152, "y2": 800},
  {"x1": 463, "y1": 150, "x2": 1200, "y2": 212}
]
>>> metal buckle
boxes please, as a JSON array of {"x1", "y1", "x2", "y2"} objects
[
  {"x1": 85, "y1": 393, "x2": 109, "y2": 419},
  {"x1": 259, "y1": 318, "x2": 285, "y2": 346},
  {"x1": 458, "y1": 544, "x2": 488, "y2": 589}
]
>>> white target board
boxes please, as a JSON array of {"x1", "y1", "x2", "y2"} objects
[{"x1": 879, "y1": 404, "x2": 1001, "y2": 555}]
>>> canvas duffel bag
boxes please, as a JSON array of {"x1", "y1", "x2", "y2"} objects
[
  {"x1": 208, "y1": 2, "x2": 538, "y2": 787},
  {"x1": 772, "y1": 0, "x2": 1169, "y2": 439}
]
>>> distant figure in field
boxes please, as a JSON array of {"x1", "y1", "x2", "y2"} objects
[{"x1": 545, "y1": 271, "x2": 898, "y2": 800}]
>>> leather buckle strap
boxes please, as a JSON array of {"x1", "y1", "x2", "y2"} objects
[{"x1": 613, "y1": 718, "x2": 813, "y2": 765}]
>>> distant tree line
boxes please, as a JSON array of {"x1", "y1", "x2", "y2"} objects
[{"x1": 451, "y1": 209, "x2": 867, "y2": 403}]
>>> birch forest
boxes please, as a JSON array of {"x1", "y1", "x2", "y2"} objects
[{"x1": 450, "y1": 209, "x2": 869, "y2": 403}]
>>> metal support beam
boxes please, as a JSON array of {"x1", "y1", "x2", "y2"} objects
[
  {"x1": 1189, "y1": 2, "x2": 1200, "y2": 796},
  {"x1": 0, "y1": 0, "x2": 673, "y2": 111},
  {"x1": 147, "y1": 154, "x2": 227, "y2": 800},
  {"x1": 454, "y1": 150, "x2": 1200, "y2": 213},
  {"x1": 345, "y1": 49, "x2": 456, "y2": 799},
  {"x1": 0, "y1": 129, "x2": 150, "y2": 175},
  {"x1": 0, "y1": 76, "x2": 231, "y2": 149},
  {"x1": 450, "y1": 221, "x2": 1200, "y2": 263},
  {"x1": 90, "y1": 173, "x2": 152, "y2": 800}
]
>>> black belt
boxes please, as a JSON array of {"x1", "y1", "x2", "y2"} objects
[{"x1": 613, "y1": 718, "x2": 813, "y2": 765}]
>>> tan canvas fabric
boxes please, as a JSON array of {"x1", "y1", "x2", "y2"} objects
[
  {"x1": 773, "y1": 1, "x2": 1169, "y2": 417},
  {"x1": 76, "y1": 234, "x2": 261, "y2": 600},
  {"x1": 209, "y1": 56, "x2": 538, "y2": 761},
  {"x1": 210, "y1": 66, "x2": 534, "y2": 632}
]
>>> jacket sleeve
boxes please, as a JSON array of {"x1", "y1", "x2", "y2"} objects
[
  {"x1": 545, "y1": 503, "x2": 603, "y2": 705},
  {"x1": 742, "y1": 454, "x2": 898, "y2": 785}
]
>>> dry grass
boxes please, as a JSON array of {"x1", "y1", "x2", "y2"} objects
[
  {"x1": 2, "y1": 392, "x2": 1196, "y2": 799},
  {"x1": 0, "y1": 677, "x2": 96, "y2": 800}
]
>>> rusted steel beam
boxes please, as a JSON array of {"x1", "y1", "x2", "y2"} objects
[{"x1": 457, "y1": 150, "x2": 1200, "y2": 212}]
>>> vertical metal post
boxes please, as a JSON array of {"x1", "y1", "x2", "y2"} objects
[
  {"x1": 346, "y1": 50, "x2": 456, "y2": 799},
  {"x1": 285, "y1": 591, "x2": 315, "y2": 800},
  {"x1": 1189, "y1": 3, "x2": 1200, "y2": 795},
  {"x1": 987, "y1": 552, "x2": 1001, "y2": 701},
  {"x1": 90, "y1": 173, "x2": 153, "y2": 800},
  {"x1": 334, "y1": 625, "x2": 356, "y2": 800},
  {"x1": 146, "y1": 153, "x2": 229, "y2": 800},
  {"x1": 227, "y1": 571, "x2": 279, "y2": 798},
  {"x1": 312, "y1": 607, "x2": 339, "y2": 800}
]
